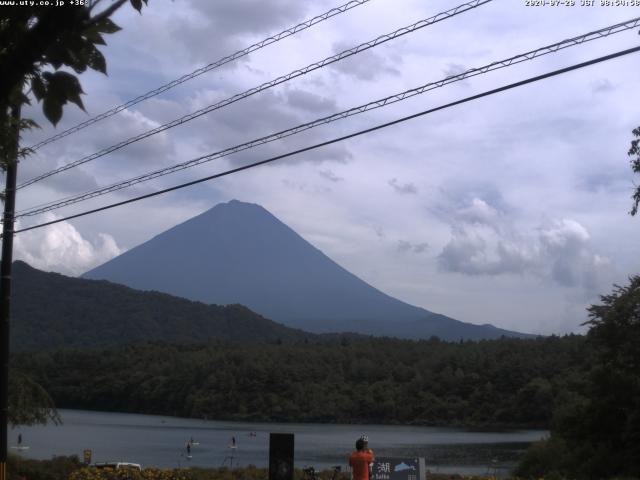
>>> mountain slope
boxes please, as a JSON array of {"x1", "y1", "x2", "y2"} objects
[
  {"x1": 11, "y1": 261, "x2": 317, "y2": 351},
  {"x1": 84, "y1": 200, "x2": 529, "y2": 340}
]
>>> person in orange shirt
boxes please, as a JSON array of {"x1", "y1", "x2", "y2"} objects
[{"x1": 349, "y1": 437, "x2": 375, "y2": 480}]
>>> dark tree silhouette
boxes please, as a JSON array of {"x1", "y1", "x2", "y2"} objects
[
  {"x1": 628, "y1": 127, "x2": 640, "y2": 216},
  {"x1": 0, "y1": 0, "x2": 148, "y2": 431}
]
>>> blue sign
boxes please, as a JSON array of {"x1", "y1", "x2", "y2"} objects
[{"x1": 371, "y1": 458, "x2": 420, "y2": 480}]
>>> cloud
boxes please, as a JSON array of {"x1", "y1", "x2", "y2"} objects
[
  {"x1": 330, "y1": 42, "x2": 400, "y2": 81},
  {"x1": 538, "y1": 219, "x2": 614, "y2": 292},
  {"x1": 388, "y1": 178, "x2": 417, "y2": 195},
  {"x1": 397, "y1": 240, "x2": 429, "y2": 254},
  {"x1": 281, "y1": 178, "x2": 329, "y2": 194},
  {"x1": 186, "y1": 0, "x2": 308, "y2": 38},
  {"x1": 178, "y1": 88, "x2": 354, "y2": 165},
  {"x1": 286, "y1": 89, "x2": 336, "y2": 114},
  {"x1": 14, "y1": 214, "x2": 122, "y2": 276},
  {"x1": 318, "y1": 169, "x2": 343, "y2": 182},
  {"x1": 438, "y1": 223, "x2": 533, "y2": 276},
  {"x1": 591, "y1": 79, "x2": 614, "y2": 93},
  {"x1": 443, "y1": 63, "x2": 468, "y2": 78},
  {"x1": 165, "y1": 0, "x2": 310, "y2": 64},
  {"x1": 16, "y1": 152, "x2": 100, "y2": 195},
  {"x1": 456, "y1": 198, "x2": 500, "y2": 225},
  {"x1": 437, "y1": 198, "x2": 615, "y2": 296}
]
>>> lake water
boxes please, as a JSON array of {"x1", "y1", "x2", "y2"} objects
[{"x1": 12, "y1": 409, "x2": 547, "y2": 476}]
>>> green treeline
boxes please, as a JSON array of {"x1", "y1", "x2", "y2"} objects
[
  {"x1": 11, "y1": 261, "x2": 315, "y2": 351},
  {"x1": 12, "y1": 335, "x2": 587, "y2": 428},
  {"x1": 514, "y1": 276, "x2": 640, "y2": 479}
]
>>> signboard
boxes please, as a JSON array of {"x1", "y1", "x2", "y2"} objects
[
  {"x1": 83, "y1": 449, "x2": 92, "y2": 465},
  {"x1": 372, "y1": 457, "x2": 421, "y2": 480},
  {"x1": 269, "y1": 433, "x2": 294, "y2": 480}
]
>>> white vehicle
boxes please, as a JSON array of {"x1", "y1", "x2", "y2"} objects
[{"x1": 93, "y1": 462, "x2": 142, "y2": 471}]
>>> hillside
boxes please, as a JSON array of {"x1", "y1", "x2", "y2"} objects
[
  {"x1": 84, "y1": 200, "x2": 530, "y2": 341},
  {"x1": 12, "y1": 335, "x2": 588, "y2": 427},
  {"x1": 11, "y1": 261, "x2": 318, "y2": 351}
]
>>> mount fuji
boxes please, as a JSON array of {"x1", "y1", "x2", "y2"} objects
[{"x1": 84, "y1": 200, "x2": 529, "y2": 340}]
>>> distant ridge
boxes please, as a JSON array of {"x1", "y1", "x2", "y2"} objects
[
  {"x1": 11, "y1": 261, "x2": 318, "y2": 351},
  {"x1": 84, "y1": 200, "x2": 531, "y2": 341}
]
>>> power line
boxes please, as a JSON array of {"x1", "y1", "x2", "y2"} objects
[
  {"x1": 16, "y1": 0, "x2": 492, "y2": 190},
  {"x1": 26, "y1": 0, "x2": 373, "y2": 152},
  {"x1": 13, "y1": 45, "x2": 640, "y2": 235},
  {"x1": 14, "y1": 16, "x2": 640, "y2": 219}
]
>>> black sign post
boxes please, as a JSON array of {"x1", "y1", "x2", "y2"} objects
[{"x1": 269, "y1": 433, "x2": 294, "y2": 480}]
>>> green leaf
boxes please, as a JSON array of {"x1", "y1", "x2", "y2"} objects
[
  {"x1": 83, "y1": 26, "x2": 106, "y2": 46},
  {"x1": 31, "y1": 75, "x2": 46, "y2": 101},
  {"x1": 53, "y1": 71, "x2": 86, "y2": 111},
  {"x1": 42, "y1": 71, "x2": 86, "y2": 118},
  {"x1": 43, "y1": 97, "x2": 63, "y2": 126},
  {"x1": 20, "y1": 118, "x2": 40, "y2": 131},
  {"x1": 130, "y1": 0, "x2": 143, "y2": 12},
  {"x1": 87, "y1": 48, "x2": 106, "y2": 74},
  {"x1": 66, "y1": 45, "x2": 89, "y2": 74},
  {"x1": 94, "y1": 18, "x2": 121, "y2": 34},
  {"x1": 51, "y1": 71, "x2": 85, "y2": 95},
  {"x1": 44, "y1": 43, "x2": 67, "y2": 70}
]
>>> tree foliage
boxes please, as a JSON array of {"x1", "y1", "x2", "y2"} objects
[
  {"x1": 629, "y1": 127, "x2": 640, "y2": 216},
  {"x1": 11, "y1": 261, "x2": 318, "y2": 351},
  {"x1": 1, "y1": 0, "x2": 148, "y2": 426},
  {"x1": 7, "y1": 372, "x2": 60, "y2": 427},
  {"x1": 12, "y1": 335, "x2": 588, "y2": 428},
  {"x1": 517, "y1": 276, "x2": 640, "y2": 479},
  {"x1": 0, "y1": 0, "x2": 148, "y2": 168}
]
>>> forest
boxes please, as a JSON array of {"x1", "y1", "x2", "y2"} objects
[
  {"x1": 10, "y1": 275, "x2": 640, "y2": 478},
  {"x1": 12, "y1": 334, "x2": 587, "y2": 428}
]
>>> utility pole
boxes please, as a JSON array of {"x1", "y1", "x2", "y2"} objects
[{"x1": 0, "y1": 104, "x2": 21, "y2": 480}]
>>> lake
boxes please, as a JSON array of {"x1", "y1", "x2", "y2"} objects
[{"x1": 12, "y1": 409, "x2": 547, "y2": 476}]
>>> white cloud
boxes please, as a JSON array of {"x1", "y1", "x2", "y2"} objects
[
  {"x1": 14, "y1": 214, "x2": 122, "y2": 276},
  {"x1": 438, "y1": 199, "x2": 615, "y2": 297},
  {"x1": 538, "y1": 219, "x2": 615, "y2": 294}
]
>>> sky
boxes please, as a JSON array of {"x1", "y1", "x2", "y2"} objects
[{"x1": 8, "y1": 0, "x2": 640, "y2": 335}]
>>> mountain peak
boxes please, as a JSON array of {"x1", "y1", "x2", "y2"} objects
[{"x1": 84, "y1": 201, "x2": 530, "y2": 340}]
